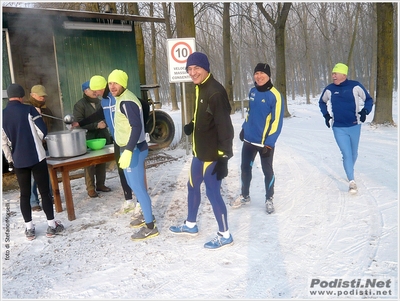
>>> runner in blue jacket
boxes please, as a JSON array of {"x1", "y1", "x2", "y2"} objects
[
  {"x1": 319, "y1": 63, "x2": 374, "y2": 193},
  {"x1": 231, "y1": 63, "x2": 284, "y2": 214}
]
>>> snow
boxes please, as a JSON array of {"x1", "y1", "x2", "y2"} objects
[{"x1": 2, "y1": 94, "x2": 398, "y2": 300}]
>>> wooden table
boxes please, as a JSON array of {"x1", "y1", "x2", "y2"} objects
[{"x1": 46, "y1": 145, "x2": 115, "y2": 221}]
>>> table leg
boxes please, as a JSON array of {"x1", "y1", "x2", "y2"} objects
[
  {"x1": 48, "y1": 166, "x2": 63, "y2": 212},
  {"x1": 60, "y1": 168, "x2": 76, "y2": 221}
]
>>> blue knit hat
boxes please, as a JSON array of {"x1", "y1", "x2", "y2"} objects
[
  {"x1": 186, "y1": 52, "x2": 210, "y2": 73},
  {"x1": 82, "y1": 81, "x2": 90, "y2": 92}
]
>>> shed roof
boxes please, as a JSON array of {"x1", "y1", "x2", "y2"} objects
[{"x1": 2, "y1": 5, "x2": 165, "y2": 23}]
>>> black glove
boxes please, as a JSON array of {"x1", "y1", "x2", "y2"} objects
[
  {"x1": 260, "y1": 146, "x2": 272, "y2": 158},
  {"x1": 358, "y1": 108, "x2": 367, "y2": 123},
  {"x1": 211, "y1": 156, "x2": 228, "y2": 181},
  {"x1": 184, "y1": 121, "x2": 194, "y2": 135},
  {"x1": 239, "y1": 129, "x2": 244, "y2": 141},
  {"x1": 8, "y1": 162, "x2": 14, "y2": 172},
  {"x1": 324, "y1": 113, "x2": 332, "y2": 128}
]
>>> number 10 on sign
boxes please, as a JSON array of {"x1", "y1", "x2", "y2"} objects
[{"x1": 167, "y1": 38, "x2": 196, "y2": 83}]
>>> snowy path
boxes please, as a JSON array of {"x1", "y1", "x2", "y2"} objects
[{"x1": 2, "y1": 98, "x2": 398, "y2": 299}]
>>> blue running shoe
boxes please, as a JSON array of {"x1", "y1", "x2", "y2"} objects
[
  {"x1": 169, "y1": 222, "x2": 199, "y2": 236},
  {"x1": 204, "y1": 233, "x2": 234, "y2": 249}
]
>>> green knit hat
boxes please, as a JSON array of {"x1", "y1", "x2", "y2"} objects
[
  {"x1": 332, "y1": 63, "x2": 348, "y2": 75},
  {"x1": 108, "y1": 69, "x2": 128, "y2": 89},
  {"x1": 89, "y1": 75, "x2": 107, "y2": 90}
]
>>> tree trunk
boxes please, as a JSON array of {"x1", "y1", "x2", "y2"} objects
[
  {"x1": 373, "y1": 3, "x2": 394, "y2": 125},
  {"x1": 128, "y1": 3, "x2": 146, "y2": 89},
  {"x1": 223, "y1": 3, "x2": 234, "y2": 114},
  {"x1": 162, "y1": 3, "x2": 179, "y2": 111},
  {"x1": 174, "y1": 3, "x2": 196, "y2": 130},
  {"x1": 369, "y1": 3, "x2": 378, "y2": 99},
  {"x1": 150, "y1": 3, "x2": 161, "y2": 108},
  {"x1": 256, "y1": 2, "x2": 292, "y2": 117}
]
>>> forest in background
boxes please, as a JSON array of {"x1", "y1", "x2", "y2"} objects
[{"x1": 3, "y1": 2, "x2": 398, "y2": 125}]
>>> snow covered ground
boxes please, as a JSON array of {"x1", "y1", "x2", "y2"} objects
[{"x1": 2, "y1": 94, "x2": 398, "y2": 300}]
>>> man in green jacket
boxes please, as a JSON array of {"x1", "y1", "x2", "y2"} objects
[{"x1": 73, "y1": 81, "x2": 113, "y2": 198}]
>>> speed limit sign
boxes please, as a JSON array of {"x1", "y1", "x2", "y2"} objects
[{"x1": 167, "y1": 38, "x2": 196, "y2": 83}]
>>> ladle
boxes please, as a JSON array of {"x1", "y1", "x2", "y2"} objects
[{"x1": 41, "y1": 113, "x2": 75, "y2": 124}]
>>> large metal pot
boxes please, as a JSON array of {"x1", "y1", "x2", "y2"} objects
[{"x1": 45, "y1": 129, "x2": 87, "y2": 158}]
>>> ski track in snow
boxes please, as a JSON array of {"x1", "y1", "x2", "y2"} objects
[{"x1": 2, "y1": 97, "x2": 398, "y2": 299}]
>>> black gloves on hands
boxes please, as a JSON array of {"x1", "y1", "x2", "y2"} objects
[
  {"x1": 184, "y1": 121, "x2": 194, "y2": 135},
  {"x1": 358, "y1": 108, "x2": 367, "y2": 123},
  {"x1": 212, "y1": 156, "x2": 228, "y2": 181},
  {"x1": 324, "y1": 113, "x2": 332, "y2": 128},
  {"x1": 260, "y1": 146, "x2": 273, "y2": 158},
  {"x1": 8, "y1": 162, "x2": 14, "y2": 172},
  {"x1": 239, "y1": 129, "x2": 244, "y2": 141}
]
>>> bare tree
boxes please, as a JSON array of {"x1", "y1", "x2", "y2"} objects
[
  {"x1": 256, "y1": 2, "x2": 292, "y2": 117},
  {"x1": 223, "y1": 3, "x2": 234, "y2": 113},
  {"x1": 373, "y1": 3, "x2": 395, "y2": 125},
  {"x1": 174, "y1": 3, "x2": 196, "y2": 131},
  {"x1": 162, "y1": 3, "x2": 179, "y2": 111},
  {"x1": 128, "y1": 3, "x2": 146, "y2": 88}
]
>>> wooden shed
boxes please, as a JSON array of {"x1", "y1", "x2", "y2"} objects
[{"x1": 2, "y1": 6, "x2": 164, "y2": 131}]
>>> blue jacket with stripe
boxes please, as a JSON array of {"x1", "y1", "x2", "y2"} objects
[
  {"x1": 242, "y1": 82, "x2": 284, "y2": 148},
  {"x1": 319, "y1": 79, "x2": 374, "y2": 127}
]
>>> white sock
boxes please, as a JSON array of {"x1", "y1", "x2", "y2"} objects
[
  {"x1": 219, "y1": 230, "x2": 230, "y2": 239},
  {"x1": 125, "y1": 199, "x2": 134, "y2": 204},
  {"x1": 47, "y1": 219, "x2": 56, "y2": 228},
  {"x1": 185, "y1": 221, "x2": 196, "y2": 228},
  {"x1": 25, "y1": 221, "x2": 33, "y2": 230}
]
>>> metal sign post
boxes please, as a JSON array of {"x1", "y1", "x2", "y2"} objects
[{"x1": 167, "y1": 38, "x2": 196, "y2": 155}]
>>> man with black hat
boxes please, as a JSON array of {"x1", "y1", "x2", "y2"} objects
[
  {"x1": 2, "y1": 83, "x2": 64, "y2": 240},
  {"x1": 230, "y1": 63, "x2": 284, "y2": 214},
  {"x1": 169, "y1": 52, "x2": 235, "y2": 250}
]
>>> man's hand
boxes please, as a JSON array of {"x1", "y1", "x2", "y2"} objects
[
  {"x1": 260, "y1": 146, "x2": 272, "y2": 158},
  {"x1": 70, "y1": 122, "x2": 80, "y2": 128},
  {"x1": 211, "y1": 156, "x2": 228, "y2": 181},
  {"x1": 184, "y1": 121, "x2": 194, "y2": 135},
  {"x1": 324, "y1": 113, "x2": 332, "y2": 128},
  {"x1": 119, "y1": 150, "x2": 133, "y2": 169},
  {"x1": 358, "y1": 108, "x2": 367, "y2": 122},
  {"x1": 239, "y1": 129, "x2": 244, "y2": 141},
  {"x1": 97, "y1": 121, "x2": 107, "y2": 129}
]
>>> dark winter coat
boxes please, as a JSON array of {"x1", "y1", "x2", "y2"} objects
[{"x1": 191, "y1": 74, "x2": 234, "y2": 161}]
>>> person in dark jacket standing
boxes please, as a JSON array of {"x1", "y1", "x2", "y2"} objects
[
  {"x1": 319, "y1": 63, "x2": 374, "y2": 194},
  {"x1": 26, "y1": 84, "x2": 54, "y2": 211},
  {"x1": 2, "y1": 83, "x2": 64, "y2": 241},
  {"x1": 72, "y1": 76, "x2": 136, "y2": 213},
  {"x1": 169, "y1": 52, "x2": 235, "y2": 250},
  {"x1": 231, "y1": 63, "x2": 284, "y2": 214},
  {"x1": 73, "y1": 81, "x2": 113, "y2": 198}
]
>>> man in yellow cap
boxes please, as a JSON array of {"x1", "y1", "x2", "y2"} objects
[
  {"x1": 71, "y1": 75, "x2": 138, "y2": 214},
  {"x1": 319, "y1": 62, "x2": 374, "y2": 194},
  {"x1": 108, "y1": 69, "x2": 158, "y2": 241}
]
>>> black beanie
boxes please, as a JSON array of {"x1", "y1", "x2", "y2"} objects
[
  {"x1": 7, "y1": 83, "x2": 25, "y2": 98},
  {"x1": 254, "y1": 63, "x2": 271, "y2": 77}
]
